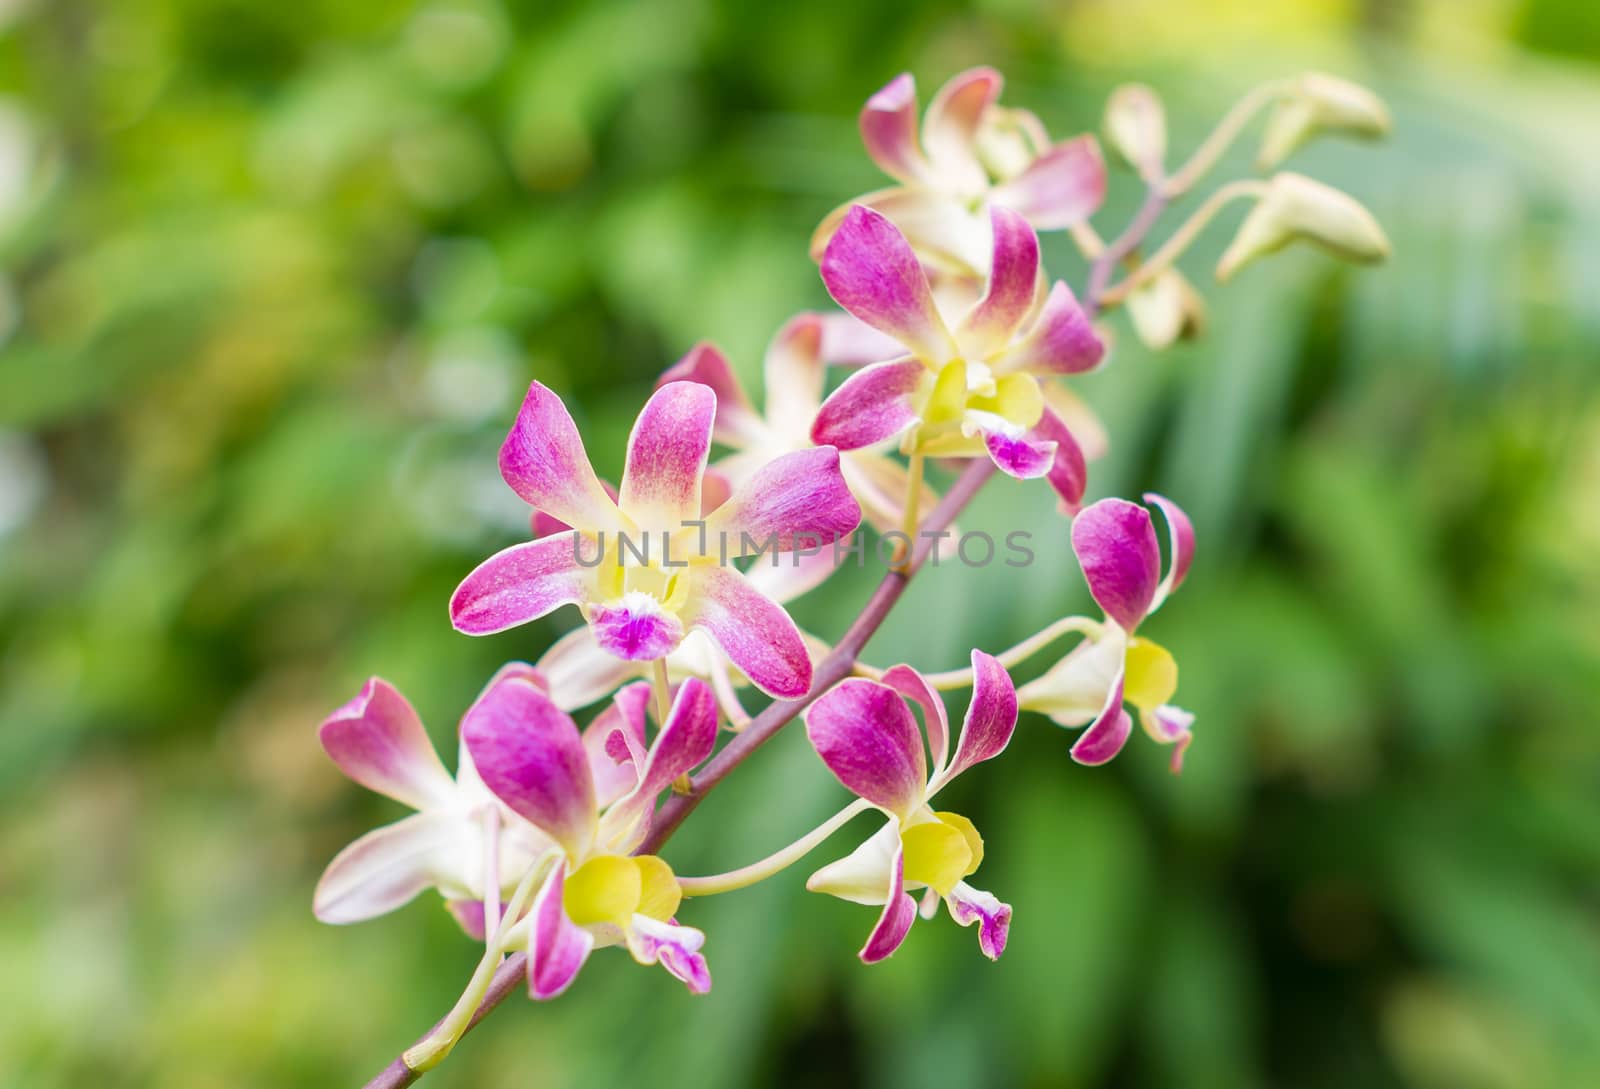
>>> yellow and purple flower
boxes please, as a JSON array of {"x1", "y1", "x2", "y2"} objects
[
  {"x1": 1017, "y1": 494, "x2": 1197, "y2": 771},
  {"x1": 461, "y1": 671, "x2": 721, "y2": 996},
  {"x1": 313, "y1": 664, "x2": 640, "y2": 934},
  {"x1": 803, "y1": 651, "x2": 1019, "y2": 962},
  {"x1": 811, "y1": 203, "x2": 1100, "y2": 506},
  {"x1": 811, "y1": 67, "x2": 1107, "y2": 281},
  {"x1": 450, "y1": 380, "x2": 862, "y2": 698}
]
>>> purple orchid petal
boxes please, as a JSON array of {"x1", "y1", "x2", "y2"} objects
[
  {"x1": 944, "y1": 650, "x2": 1018, "y2": 782},
  {"x1": 601, "y1": 710, "x2": 647, "y2": 776},
  {"x1": 705, "y1": 446, "x2": 862, "y2": 554},
  {"x1": 810, "y1": 357, "x2": 925, "y2": 451},
  {"x1": 819, "y1": 310, "x2": 908, "y2": 367},
  {"x1": 945, "y1": 882, "x2": 1012, "y2": 960},
  {"x1": 982, "y1": 423, "x2": 1057, "y2": 480},
  {"x1": 1032, "y1": 406, "x2": 1088, "y2": 513},
  {"x1": 449, "y1": 531, "x2": 593, "y2": 637},
  {"x1": 456, "y1": 663, "x2": 550, "y2": 801},
  {"x1": 619, "y1": 381, "x2": 715, "y2": 529},
  {"x1": 319, "y1": 678, "x2": 455, "y2": 811},
  {"x1": 682, "y1": 566, "x2": 812, "y2": 699},
  {"x1": 1143, "y1": 704, "x2": 1196, "y2": 775},
  {"x1": 626, "y1": 915, "x2": 712, "y2": 994},
  {"x1": 879, "y1": 663, "x2": 950, "y2": 775},
  {"x1": 922, "y1": 67, "x2": 1002, "y2": 196},
  {"x1": 998, "y1": 281, "x2": 1104, "y2": 376},
  {"x1": 588, "y1": 595, "x2": 686, "y2": 661},
  {"x1": 461, "y1": 676, "x2": 596, "y2": 856},
  {"x1": 821, "y1": 205, "x2": 955, "y2": 363},
  {"x1": 499, "y1": 381, "x2": 621, "y2": 533},
  {"x1": 658, "y1": 342, "x2": 765, "y2": 447},
  {"x1": 532, "y1": 626, "x2": 641, "y2": 712},
  {"x1": 527, "y1": 860, "x2": 595, "y2": 1000},
  {"x1": 805, "y1": 678, "x2": 927, "y2": 816},
  {"x1": 1069, "y1": 671, "x2": 1133, "y2": 766},
  {"x1": 604, "y1": 679, "x2": 718, "y2": 851},
  {"x1": 583, "y1": 681, "x2": 652, "y2": 807},
  {"x1": 991, "y1": 135, "x2": 1107, "y2": 230},
  {"x1": 313, "y1": 809, "x2": 464, "y2": 924},
  {"x1": 1071, "y1": 497, "x2": 1161, "y2": 632},
  {"x1": 1145, "y1": 491, "x2": 1195, "y2": 607},
  {"x1": 860, "y1": 845, "x2": 917, "y2": 964},
  {"x1": 860, "y1": 73, "x2": 927, "y2": 184},
  {"x1": 958, "y1": 206, "x2": 1040, "y2": 357}
]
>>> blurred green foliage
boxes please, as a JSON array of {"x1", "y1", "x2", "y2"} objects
[{"x1": 2, "y1": 0, "x2": 1599, "y2": 1087}]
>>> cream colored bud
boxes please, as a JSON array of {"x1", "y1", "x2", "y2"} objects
[
  {"x1": 1126, "y1": 268, "x2": 1206, "y2": 350},
  {"x1": 1104, "y1": 84, "x2": 1166, "y2": 180},
  {"x1": 1216, "y1": 172, "x2": 1390, "y2": 282},
  {"x1": 1257, "y1": 72, "x2": 1391, "y2": 169}
]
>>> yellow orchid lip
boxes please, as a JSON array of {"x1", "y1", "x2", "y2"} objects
[
  {"x1": 562, "y1": 853, "x2": 684, "y2": 928},
  {"x1": 1124, "y1": 636, "x2": 1179, "y2": 713},
  {"x1": 901, "y1": 810, "x2": 985, "y2": 896}
]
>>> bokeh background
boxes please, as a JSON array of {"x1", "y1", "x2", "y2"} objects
[{"x1": 3, "y1": 0, "x2": 1599, "y2": 1086}]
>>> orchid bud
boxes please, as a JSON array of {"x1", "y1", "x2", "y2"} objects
[
  {"x1": 1103, "y1": 84, "x2": 1166, "y2": 181},
  {"x1": 1216, "y1": 172, "x2": 1390, "y2": 282},
  {"x1": 1126, "y1": 267, "x2": 1206, "y2": 350},
  {"x1": 1257, "y1": 72, "x2": 1391, "y2": 169}
]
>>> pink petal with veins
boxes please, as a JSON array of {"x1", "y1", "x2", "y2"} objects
[
  {"x1": 450, "y1": 532, "x2": 593, "y2": 636},
  {"x1": 319, "y1": 678, "x2": 454, "y2": 810},
  {"x1": 821, "y1": 205, "x2": 955, "y2": 363},
  {"x1": 499, "y1": 382, "x2": 620, "y2": 533},
  {"x1": 991, "y1": 135, "x2": 1107, "y2": 230}
]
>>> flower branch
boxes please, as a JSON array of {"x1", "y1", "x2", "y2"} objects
[{"x1": 323, "y1": 62, "x2": 1392, "y2": 1089}]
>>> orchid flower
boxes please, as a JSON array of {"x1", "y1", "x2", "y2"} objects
[
  {"x1": 519, "y1": 461, "x2": 836, "y2": 712},
  {"x1": 660, "y1": 319, "x2": 943, "y2": 540},
  {"x1": 804, "y1": 651, "x2": 1019, "y2": 962},
  {"x1": 1016, "y1": 494, "x2": 1197, "y2": 771},
  {"x1": 811, "y1": 67, "x2": 1107, "y2": 283},
  {"x1": 313, "y1": 664, "x2": 643, "y2": 935},
  {"x1": 450, "y1": 380, "x2": 862, "y2": 699},
  {"x1": 532, "y1": 549, "x2": 837, "y2": 712},
  {"x1": 811, "y1": 203, "x2": 1100, "y2": 506},
  {"x1": 461, "y1": 672, "x2": 721, "y2": 997}
]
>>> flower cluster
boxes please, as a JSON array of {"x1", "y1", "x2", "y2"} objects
[{"x1": 311, "y1": 66, "x2": 1390, "y2": 1080}]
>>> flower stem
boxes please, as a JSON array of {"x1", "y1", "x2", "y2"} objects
[
  {"x1": 400, "y1": 851, "x2": 553, "y2": 1074},
  {"x1": 919, "y1": 616, "x2": 1104, "y2": 689},
  {"x1": 1164, "y1": 79, "x2": 1289, "y2": 198},
  {"x1": 1085, "y1": 182, "x2": 1169, "y2": 307},
  {"x1": 677, "y1": 798, "x2": 874, "y2": 896},
  {"x1": 1099, "y1": 179, "x2": 1267, "y2": 307},
  {"x1": 480, "y1": 807, "x2": 501, "y2": 947},
  {"x1": 894, "y1": 450, "x2": 925, "y2": 570}
]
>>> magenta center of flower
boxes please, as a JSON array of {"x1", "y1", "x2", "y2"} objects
[{"x1": 589, "y1": 593, "x2": 685, "y2": 661}]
